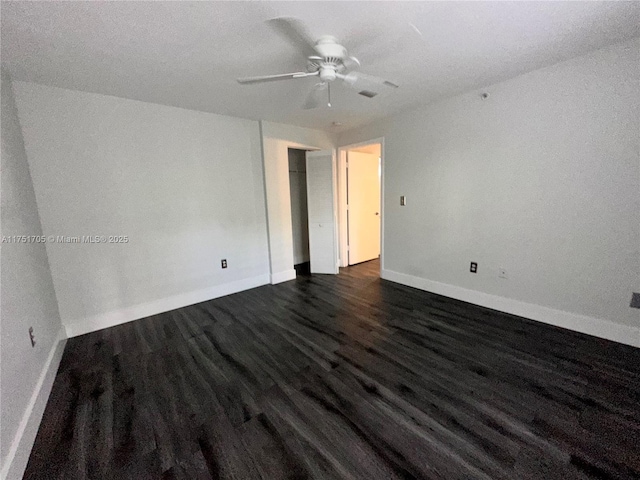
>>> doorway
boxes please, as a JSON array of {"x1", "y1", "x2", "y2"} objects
[
  {"x1": 288, "y1": 148, "x2": 310, "y2": 275},
  {"x1": 341, "y1": 141, "x2": 382, "y2": 272}
]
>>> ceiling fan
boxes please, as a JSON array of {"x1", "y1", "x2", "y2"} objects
[{"x1": 236, "y1": 18, "x2": 399, "y2": 109}]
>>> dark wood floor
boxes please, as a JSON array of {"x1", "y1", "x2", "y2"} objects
[{"x1": 25, "y1": 259, "x2": 640, "y2": 479}]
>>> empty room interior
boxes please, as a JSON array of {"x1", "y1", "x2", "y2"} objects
[{"x1": 1, "y1": 1, "x2": 640, "y2": 479}]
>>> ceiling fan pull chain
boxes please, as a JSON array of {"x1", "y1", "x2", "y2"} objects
[{"x1": 328, "y1": 83, "x2": 332, "y2": 107}]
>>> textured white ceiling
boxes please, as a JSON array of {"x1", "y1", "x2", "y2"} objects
[{"x1": 2, "y1": 1, "x2": 639, "y2": 132}]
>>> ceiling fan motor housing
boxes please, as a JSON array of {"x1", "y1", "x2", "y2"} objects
[
  {"x1": 315, "y1": 36, "x2": 348, "y2": 62},
  {"x1": 313, "y1": 36, "x2": 349, "y2": 82}
]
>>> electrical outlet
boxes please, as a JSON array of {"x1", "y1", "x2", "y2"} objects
[
  {"x1": 498, "y1": 268, "x2": 507, "y2": 279},
  {"x1": 400, "y1": 195, "x2": 406, "y2": 206},
  {"x1": 631, "y1": 292, "x2": 640, "y2": 309},
  {"x1": 221, "y1": 259, "x2": 227, "y2": 269},
  {"x1": 470, "y1": 262, "x2": 477, "y2": 273},
  {"x1": 28, "y1": 327, "x2": 36, "y2": 347}
]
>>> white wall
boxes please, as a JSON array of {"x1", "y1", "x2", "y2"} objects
[
  {"x1": 338, "y1": 39, "x2": 640, "y2": 346},
  {"x1": 13, "y1": 82, "x2": 270, "y2": 337},
  {"x1": 288, "y1": 149, "x2": 310, "y2": 265},
  {"x1": 260, "y1": 121, "x2": 334, "y2": 283},
  {"x1": 1, "y1": 70, "x2": 66, "y2": 479}
]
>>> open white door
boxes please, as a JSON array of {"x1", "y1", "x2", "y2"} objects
[
  {"x1": 306, "y1": 150, "x2": 338, "y2": 274},
  {"x1": 347, "y1": 151, "x2": 381, "y2": 265}
]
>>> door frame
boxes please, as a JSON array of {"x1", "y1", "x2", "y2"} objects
[
  {"x1": 337, "y1": 137, "x2": 385, "y2": 272},
  {"x1": 281, "y1": 144, "x2": 322, "y2": 277},
  {"x1": 277, "y1": 144, "x2": 340, "y2": 278}
]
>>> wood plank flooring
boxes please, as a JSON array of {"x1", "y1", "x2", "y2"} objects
[{"x1": 24, "y1": 259, "x2": 640, "y2": 479}]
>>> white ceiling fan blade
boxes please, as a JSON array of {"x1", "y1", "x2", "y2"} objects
[
  {"x1": 342, "y1": 56, "x2": 361, "y2": 70},
  {"x1": 302, "y1": 83, "x2": 328, "y2": 110},
  {"x1": 267, "y1": 17, "x2": 318, "y2": 59},
  {"x1": 341, "y1": 72, "x2": 399, "y2": 98},
  {"x1": 237, "y1": 71, "x2": 317, "y2": 84},
  {"x1": 348, "y1": 22, "x2": 424, "y2": 66}
]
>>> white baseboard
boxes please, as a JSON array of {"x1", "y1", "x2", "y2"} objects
[
  {"x1": 271, "y1": 269, "x2": 296, "y2": 284},
  {"x1": 1, "y1": 329, "x2": 67, "y2": 480},
  {"x1": 64, "y1": 274, "x2": 270, "y2": 338},
  {"x1": 381, "y1": 269, "x2": 640, "y2": 348}
]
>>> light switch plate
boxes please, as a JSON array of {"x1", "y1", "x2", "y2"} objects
[{"x1": 400, "y1": 196, "x2": 406, "y2": 206}]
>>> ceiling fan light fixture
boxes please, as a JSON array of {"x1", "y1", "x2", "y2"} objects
[{"x1": 319, "y1": 66, "x2": 337, "y2": 82}]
